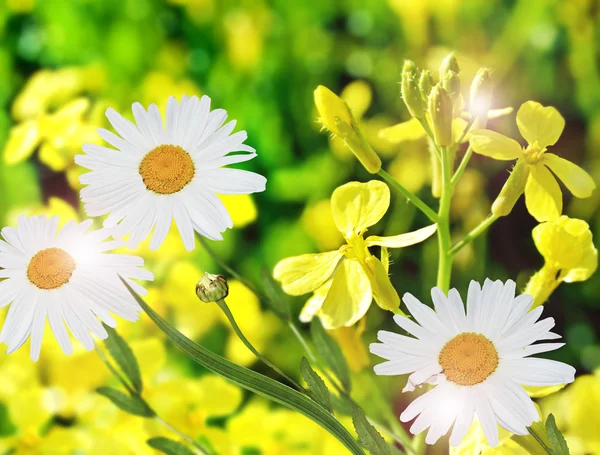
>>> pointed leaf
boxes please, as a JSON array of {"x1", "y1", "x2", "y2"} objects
[
  {"x1": 261, "y1": 265, "x2": 291, "y2": 321},
  {"x1": 104, "y1": 325, "x2": 143, "y2": 393},
  {"x1": 96, "y1": 387, "x2": 154, "y2": 417},
  {"x1": 147, "y1": 437, "x2": 197, "y2": 455},
  {"x1": 546, "y1": 414, "x2": 570, "y2": 455},
  {"x1": 352, "y1": 404, "x2": 391, "y2": 455},
  {"x1": 310, "y1": 318, "x2": 351, "y2": 393},
  {"x1": 300, "y1": 357, "x2": 333, "y2": 412}
]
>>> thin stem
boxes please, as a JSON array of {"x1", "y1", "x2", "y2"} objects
[
  {"x1": 198, "y1": 236, "x2": 263, "y2": 299},
  {"x1": 451, "y1": 144, "x2": 474, "y2": 187},
  {"x1": 289, "y1": 322, "x2": 318, "y2": 364},
  {"x1": 418, "y1": 118, "x2": 441, "y2": 160},
  {"x1": 215, "y1": 298, "x2": 305, "y2": 392},
  {"x1": 95, "y1": 346, "x2": 136, "y2": 396},
  {"x1": 378, "y1": 169, "x2": 438, "y2": 223},
  {"x1": 155, "y1": 416, "x2": 208, "y2": 455},
  {"x1": 527, "y1": 427, "x2": 554, "y2": 454},
  {"x1": 436, "y1": 146, "x2": 453, "y2": 293},
  {"x1": 449, "y1": 214, "x2": 499, "y2": 256}
]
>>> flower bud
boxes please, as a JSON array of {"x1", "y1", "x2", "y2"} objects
[
  {"x1": 335, "y1": 118, "x2": 381, "y2": 173},
  {"x1": 442, "y1": 70, "x2": 461, "y2": 104},
  {"x1": 419, "y1": 70, "x2": 434, "y2": 102},
  {"x1": 428, "y1": 85, "x2": 453, "y2": 146},
  {"x1": 314, "y1": 85, "x2": 354, "y2": 136},
  {"x1": 439, "y1": 53, "x2": 460, "y2": 80},
  {"x1": 401, "y1": 60, "x2": 425, "y2": 119},
  {"x1": 196, "y1": 273, "x2": 229, "y2": 303},
  {"x1": 470, "y1": 68, "x2": 493, "y2": 119},
  {"x1": 491, "y1": 159, "x2": 529, "y2": 217}
]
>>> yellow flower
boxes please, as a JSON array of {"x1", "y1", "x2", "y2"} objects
[
  {"x1": 274, "y1": 180, "x2": 437, "y2": 328},
  {"x1": 470, "y1": 101, "x2": 596, "y2": 221}
]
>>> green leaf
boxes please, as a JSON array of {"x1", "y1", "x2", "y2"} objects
[
  {"x1": 147, "y1": 437, "x2": 197, "y2": 455},
  {"x1": 96, "y1": 387, "x2": 155, "y2": 418},
  {"x1": 300, "y1": 357, "x2": 332, "y2": 412},
  {"x1": 310, "y1": 318, "x2": 351, "y2": 393},
  {"x1": 120, "y1": 278, "x2": 365, "y2": 455},
  {"x1": 103, "y1": 325, "x2": 143, "y2": 394},
  {"x1": 352, "y1": 405, "x2": 392, "y2": 455},
  {"x1": 260, "y1": 265, "x2": 290, "y2": 321},
  {"x1": 546, "y1": 414, "x2": 570, "y2": 455}
]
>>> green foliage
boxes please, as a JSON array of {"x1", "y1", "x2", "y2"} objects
[
  {"x1": 299, "y1": 357, "x2": 332, "y2": 412},
  {"x1": 310, "y1": 319, "x2": 352, "y2": 393},
  {"x1": 260, "y1": 265, "x2": 291, "y2": 321},
  {"x1": 147, "y1": 437, "x2": 198, "y2": 455},
  {"x1": 546, "y1": 414, "x2": 570, "y2": 455},
  {"x1": 103, "y1": 325, "x2": 143, "y2": 394},
  {"x1": 352, "y1": 404, "x2": 391, "y2": 455},
  {"x1": 96, "y1": 387, "x2": 155, "y2": 418}
]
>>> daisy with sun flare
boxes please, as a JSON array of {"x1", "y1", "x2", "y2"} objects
[
  {"x1": 274, "y1": 180, "x2": 437, "y2": 329},
  {"x1": 370, "y1": 279, "x2": 575, "y2": 447},
  {"x1": 75, "y1": 95, "x2": 267, "y2": 251},
  {"x1": 0, "y1": 215, "x2": 153, "y2": 361},
  {"x1": 470, "y1": 101, "x2": 596, "y2": 222}
]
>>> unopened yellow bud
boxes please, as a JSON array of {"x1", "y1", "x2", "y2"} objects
[
  {"x1": 401, "y1": 60, "x2": 425, "y2": 119},
  {"x1": 314, "y1": 85, "x2": 353, "y2": 136},
  {"x1": 470, "y1": 68, "x2": 493, "y2": 119},
  {"x1": 428, "y1": 85, "x2": 453, "y2": 146},
  {"x1": 442, "y1": 70, "x2": 461, "y2": 104},
  {"x1": 196, "y1": 273, "x2": 229, "y2": 303},
  {"x1": 439, "y1": 53, "x2": 460, "y2": 80},
  {"x1": 335, "y1": 119, "x2": 381, "y2": 173},
  {"x1": 492, "y1": 158, "x2": 529, "y2": 217},
  {"x1": 419, "y1": 70, "x2": 434, "y2": 103}
]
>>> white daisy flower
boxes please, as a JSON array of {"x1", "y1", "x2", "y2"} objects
[
  {"x1": 370, "y1": 279, "x2": 575, "y2": 447},
  {"x1": 75, "y1": 95, "x2": 267, "y2": 251},
  {"x1": 0, "y1": 215, "x2": 154, "y2": 361}
]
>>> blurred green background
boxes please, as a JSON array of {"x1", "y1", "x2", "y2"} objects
[{"x1": 0, "y1": 0, "x2": 598, "y2": 453}]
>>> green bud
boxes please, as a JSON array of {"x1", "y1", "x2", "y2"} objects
[
  {"x1": 335, "y1": 118, "x2": 382, "y2": 173},
  {"x1": 491, "y1": 159, "x2": 530, "y2": 217},
  {"x1": 442, "y1": 70, "x2": 461, "y2": 104},
  {"x1": 196, "y1": 273, "x2": 229, "y2": 303},
  {"x1": 401, "y1": 60, "x2": 425, "y2": 119},
  {"x1": 470, "y1": 68, "x2": 493, "y2": 119},
  {"x1": 419, "y1": 70, "x2": 434, "y2": 101},
  {"x1": 428, "y1": 85, "x2": 453, "y2": 146},
  {"x1": 439, "y1": 53, "x2": 460, "y2": 80}
]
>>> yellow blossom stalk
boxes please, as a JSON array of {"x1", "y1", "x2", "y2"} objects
[
  {"x1": 274, "y1": 180, "x2": 437, "y2": 329},
  {"x1": 470, "y1": 101, "x2": 596, "y2": 221}
]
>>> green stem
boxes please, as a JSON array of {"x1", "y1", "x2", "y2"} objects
[
  {"x1": 451, "y1": 144, "x2": 474, "y2": 187},
  {"x1": 418, "y1": 118, "x2": 441, "y2": 160},
  {"x1": 378, "y1": 169, "x2": 438, "y2": 223},
  {"x1": 96, "y1": 346, "x2": 136, "y2": 396},
  {"x1": 155, "y1": 416, "x2": 208, "y2": 455},
  {"x1": 527, "y1": 427, "x2": 554, "y2": 455},
  {"x1": 449, "y1": 214, "x2": 499, "y2": 256},
  {"x1": 436, "y1": 146, "x2": 453, "y2": 293},
  {"x1": 215, "y1": 298, "x2": 305, "y2": 392},
  {"x1": 289, "y1": 321, "x2": 318, "y2": 364}
]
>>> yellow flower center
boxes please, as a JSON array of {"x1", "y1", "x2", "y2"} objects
[
  {"x1": 523, "y1": 141, "x2": 546, "y2": 164},
  {"x1": 139, "y1": 145, "x2": 195, "y2": 194},
  {"x1": 27, "y1": 247, "x2": 76, "y2": 290},
  {"x1": 438, "y1": 332, "x2": 498, "y2": 386}
]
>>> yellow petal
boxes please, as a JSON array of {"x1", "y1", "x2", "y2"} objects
[
  {"x1": 341, "y1": 80, "x2": 372, "y2": 120},
  {"x1": 366, "y1": 223, "x2": 437, "y2": 248},
  {"x1": 532, "y1": 216, "x2": 593, "y2": 270},
  {"x1": 469, "y1": 129, "x2": 523, "y2": 160},
  {"x1": 525, "y1": 164, "x2": 562, "y2": 222},
  {"x1": 299, "y1": 281, "x2": 331, "y2": 323},
  {"x1": 320, "y1": 259, "x2": 372, "y2": 329},
  {"x1": 563, "y1": 243, "x2": 597, "y2": 283},
  {"x1": 542, "y1": 153, "x2": 596, "y2": 198},
  {"x1": 331, "y1": 180, "x2": 390, "y2": 237},
  {"x1": 488, "y1": 107, "x2": 514, "y2": 119},
  {"x1": 365, "y1": 255, "x2": 401, "y2": 312},
  {"x1": 516, "y1": 101, "x2": 565, "y2": 148},
  {"x1": 378, "y1": 118, "x2": 425, "y2": 144},
  {"x1": 330, "y1": 321, "x2": 369, "y2": 372},
  {"x1": 4, "y1": 120, "x2": 41, "y2": 165},
  {"x1": 273, "y1": 250, "x2": 342, "y2": 296},
  {"x1": 524, "y1": 384, "x2": 567, "y2": 398},
  {"x1": 314, "y1": 85, "x2": 353, "y2": 136}
]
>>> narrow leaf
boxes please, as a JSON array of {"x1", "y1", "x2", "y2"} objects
[
  {"x1": 546, "y1": 414, "x2": 570, "y2": 455},
  {"x1": 352, "y1": 405, "x2": 391, "y2": 455},
  {"x1": 96, "y1": 387, "x2": 154, "y2": 418},
  {"x1": 310, "y1": 319, "x2": 351, "y2": 393},
  {"x1": 260, "y1": 265, "x2": 290, "y2": 321},
  {"x1": 147, "y1": 437, "x2": 197, "y2": 455},
  {"x1": 104, "y1": 325, "x2": 143, "y2": 393},
  {"x1": 300, "y1": 357, "x2": 333, "y2": 412},
  {"x1": 120, "y1": 278, "x2": 365, "y2": 455}
]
